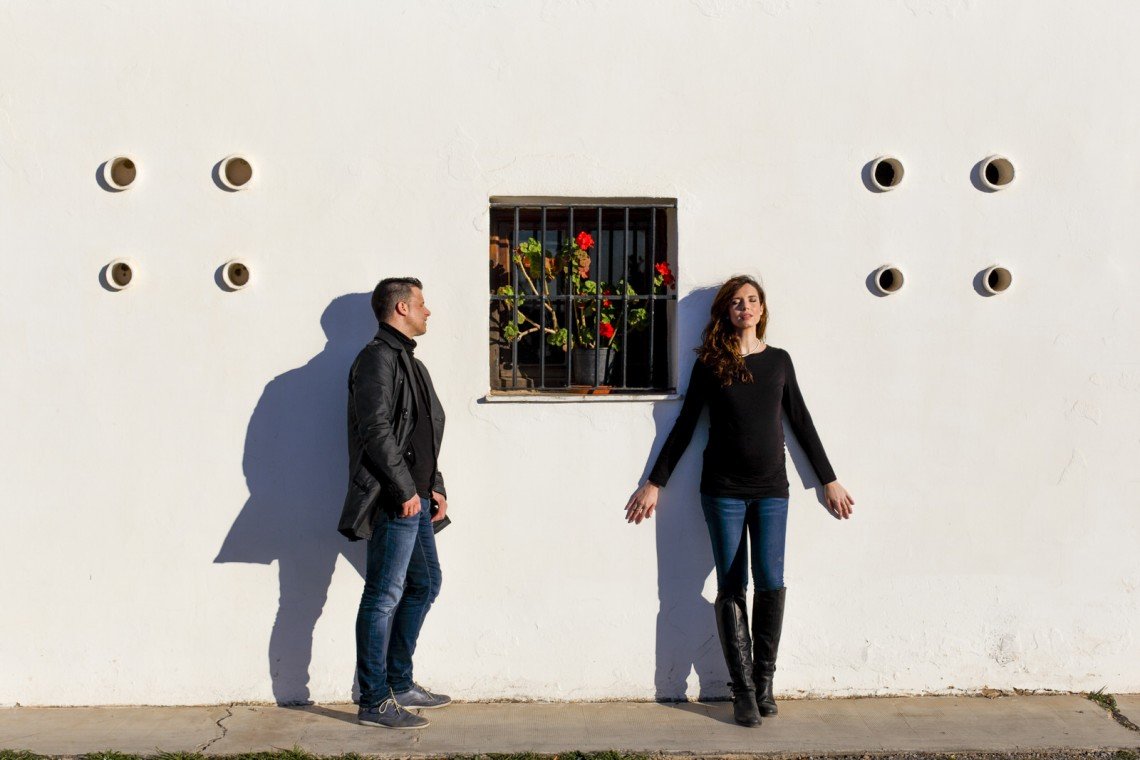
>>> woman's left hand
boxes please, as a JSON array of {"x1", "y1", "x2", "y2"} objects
[{"x1": 823, "y1": 481, "x2": 854, "y2": 520}]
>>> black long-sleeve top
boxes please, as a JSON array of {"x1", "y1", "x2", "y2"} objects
[{"x1": 648, "y1": 347, "x2": 835, "y2": 498}]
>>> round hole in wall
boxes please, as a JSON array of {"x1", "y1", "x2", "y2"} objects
[
  {"x1": 221, "y1": 259, "x2": 251, "y2": 290},
  {"x1": 109, "y1": 157, "x2": 136, "y2": 187},
  {"x1": 873, "y1": 264, "x2": 904, "y2": 295},
  {"x1": 982, "y1": 265, "x2": 1012, "y2": 294},
  {"x1": 980, "y1": 155, "x2": 1015, "y2": 190},
  {"x1": 101, "y1": 156, "x2": 137, "y2": 190},
  {"x1": 220, "y1": 156, "x2": 253, "y2": 190},
  {"x1": 105, "y1": 258, "x2": 135, "y2": 290},
  {"x1": 870, "y1": 156, "x2": 904, "y2": 191}
]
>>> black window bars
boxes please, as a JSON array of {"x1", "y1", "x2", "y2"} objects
[{"x1": 489, "y1": 200, "x2": 677, "y2": 393}]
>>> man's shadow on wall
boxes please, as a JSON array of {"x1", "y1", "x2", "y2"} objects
[
  {"x1": 215, "y1": 292, "x2": 375, "y2": 705},
  {"x1": 643, "y1": 286, "x2": 836, "y2": 703}
]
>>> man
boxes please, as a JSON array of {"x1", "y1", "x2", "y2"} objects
[{"x1": 338, "y1": 277, "x2": 450, "y2": 729}]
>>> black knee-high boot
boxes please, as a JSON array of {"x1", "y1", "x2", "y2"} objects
[
  {"x1": 752, "y1": 587, "x2": 786, "y2": 717},
  {"x1": 714, "y1": 590, "x2": 760, "y2": 726}
]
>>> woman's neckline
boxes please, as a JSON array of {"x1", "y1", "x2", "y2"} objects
[{"x1": 741, "y1": 342, "x2": 769, "y2": 357}]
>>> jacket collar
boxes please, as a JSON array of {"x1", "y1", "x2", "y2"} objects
[{"x1": 376, "y1": 323, "x2": 416, "y2": 353}]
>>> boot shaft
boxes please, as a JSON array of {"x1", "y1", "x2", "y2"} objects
[
  {"x1": 752, "y1": 587, "x2": 786, "y2": 673},
  {"x1": 713, "y1": 591, "x2": 754, "y2": 688}
]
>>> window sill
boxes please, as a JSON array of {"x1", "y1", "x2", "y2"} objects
[{"x1": 479, "y1": 392, "x2": 681, "y2": 404}]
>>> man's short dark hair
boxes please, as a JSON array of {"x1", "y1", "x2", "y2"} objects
[{"x1": 372, "y1": 277, "x2": 423, "y2": 323}]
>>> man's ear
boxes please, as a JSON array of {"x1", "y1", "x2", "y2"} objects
[{"x1": 394, "y1": 300, "x2": 408, "y2": 316}]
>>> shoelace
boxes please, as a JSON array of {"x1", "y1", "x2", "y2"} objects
[{"x1": 377, "y1": 697, "x2": 408, "y2": 716}]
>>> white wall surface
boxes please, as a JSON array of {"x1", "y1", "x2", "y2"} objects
[{"x1": 2, "y1": 0, "x2": 1138, "y2": 706}]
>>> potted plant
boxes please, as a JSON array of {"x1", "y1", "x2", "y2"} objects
[{"x1": 495, "y1": 230, "x2": 675, "y2": 388}]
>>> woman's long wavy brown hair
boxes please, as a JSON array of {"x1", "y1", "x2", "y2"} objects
[{"x1": 696, "y1": 275, "x2": 769, "y2": 386}]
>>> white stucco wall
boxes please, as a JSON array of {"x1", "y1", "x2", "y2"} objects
[{"x1": 2, "y1": 0, "x2": 1138, "y2": 706}]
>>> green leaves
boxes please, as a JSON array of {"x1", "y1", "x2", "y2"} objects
[
  {"x1": 515, "y1": 237, "x2": 550, "y2": 281},
  {"x1": 518, "y1": 238, "x2": 543, "y2": 256},
  {"x1": 546, "y1": 327, "x2": 568, "y2": 348}
]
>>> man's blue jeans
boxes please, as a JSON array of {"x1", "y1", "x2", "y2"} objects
[
  {"x1": 700, "y1": 495, "x2": 789, "y2": 593},
  {"x1": 355, "y1": 497, "x2": 441, "y2": 707}
]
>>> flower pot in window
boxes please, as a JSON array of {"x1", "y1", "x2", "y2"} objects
[{"x1": 571, "y1": 346, "x2": 615, "y2": 387}]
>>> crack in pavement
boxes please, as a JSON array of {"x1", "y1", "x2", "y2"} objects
[
  {"x1": 197, "y1": 705, "x2": 234, "y2": 753},
  {"x1": 1087, "y1": 695, "x2": 1140, "y2": 734},
  {"x1": 1109, "y1": 706, "x2": 1140, "y2": 732}
]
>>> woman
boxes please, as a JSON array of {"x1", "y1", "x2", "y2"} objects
[{"x1": 625, "y1": 274, "x2": 854, "y2": 727}]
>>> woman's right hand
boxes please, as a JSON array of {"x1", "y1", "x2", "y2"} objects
[{"x1": 624, "y1": 482, "x2": 660, "y2": 524}]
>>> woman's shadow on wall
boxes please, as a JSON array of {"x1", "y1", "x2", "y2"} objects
[
  {"x1": 214, "y1": 292, "x2": 375, "y2": 705},
  {"x1": 645, "y1": 286, "x2": 726, "y2": 701},
  {"x1": 644, "y1": 286, "x2": 836, "y2": 703}
]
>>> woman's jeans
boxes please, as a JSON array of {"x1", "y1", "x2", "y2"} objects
[
  {"x1": 355, "y1": 498, "x2": 441, "y2": 707},
  {"x1": 700, "y1": 495, "x2": 789, "y2": 593}
]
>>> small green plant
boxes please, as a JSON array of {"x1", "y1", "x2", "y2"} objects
[
  {"x1": 451, "y1": 755, "x2": 654, "y2": 760},
  {"x1": 1088, "y1": 686, "x2": 1118, "y2": 711},
  {"x1": 0, "y1": 751, "x2": 45, "y2": 760},
  {"x1": 85, "y1": 753, "x2": 141, "y2": 760}
]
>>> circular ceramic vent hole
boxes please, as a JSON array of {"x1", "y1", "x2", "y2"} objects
[
  {"x1": 871, "y1": 156, "x2": 904, "y2": 191},
  {"x1": 873, "y1": 265, "x2": 904, "y2": 295},
  {"x1": 110, "y1": 157, "x2": 136, "y2": 187},
  {"x1": 983, "y1": 265, "x2": 1012, "y2": 294},
  {"x1": 105, "y1": 258, "x2": 135, "y2": 290},
  {"x1": 222, "y1": 259, "x2": 252, "y2": 290},
  {"x1": 220, "y1": 155, "x2": 254, "y2": 190},
  {"x1": 101, "y1": 156, "x2": 137, "y2": 190},
  {"x1": 980, "y1": 155, "x2": 1015, "y2": 190}
]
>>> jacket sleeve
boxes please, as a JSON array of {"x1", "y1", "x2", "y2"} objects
[
  {"x1": 781, "y1": 350, "x2": 836, "y2": 485},
  {"x1": 432, "y1": 470, "x2": 446, "y2": 498},
  {"x1": 647, "y1": 360, "x2": 710, "y2": 487},
  {"x1": 351, "y1": 346, "x2": 418, "y2": 504}
]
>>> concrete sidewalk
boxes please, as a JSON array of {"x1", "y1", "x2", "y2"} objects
[{"x1": 1, "y1": 695, "x2": 1138, "y2": 757}]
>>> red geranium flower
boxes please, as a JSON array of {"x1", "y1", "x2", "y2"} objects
[
  {"x1": 602, "y1": 288, "x2": 612, "y2": 307},
  {"x1": 655, "y1": 261, "x2": 675, "y2": 287},
  {"x1": 599, "y1": 321, "x2": 616, "y2": 340},
  {"x1": 576, "y1": 231, "x2": 595, "y2": 251}
]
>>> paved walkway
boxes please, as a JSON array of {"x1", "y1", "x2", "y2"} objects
[{"x1": 1, "y1": 695, "x2": 1138, "y2": 757}]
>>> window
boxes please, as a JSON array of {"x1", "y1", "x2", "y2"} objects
[{"x1": 489, "y1": 198, "x2": 677, "y2": 395}]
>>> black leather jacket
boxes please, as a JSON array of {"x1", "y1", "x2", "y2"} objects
[{"x1": 338, "y1": 327, "x2": 446, "y2": 541}]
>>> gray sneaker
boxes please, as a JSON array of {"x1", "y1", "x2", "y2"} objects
[
  {"x1": 393, "y1": 682, "x2": 452, "y2": 709},
  {"x1": 358, "y1": 698, "x2": 430, "y2": 729}
]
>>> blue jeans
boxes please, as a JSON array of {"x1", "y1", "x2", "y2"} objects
[
  {"x1": 355, "y1": 497, "x2": 441, "y2": 707},
  {"x1": 700, "y1": 495, "x2": 789, "y2": 593}
]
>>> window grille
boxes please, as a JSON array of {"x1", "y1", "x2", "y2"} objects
[{"x1": 489, "y1": 198, "x2": 677, "y2": 394}]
